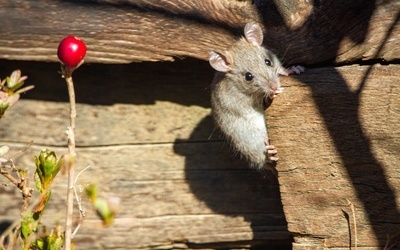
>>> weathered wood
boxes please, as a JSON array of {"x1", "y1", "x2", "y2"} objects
[
  {"x1": 0, "y1": 59, "x2": 399, "y2": 249},
  {"x1": 269, "y1": 64, "x2": 400, "y2": 249},
  {"x1": 0, "y1": 59, "x2": 292, "y2": 249},
  {"x1": 0, "y1": 60, "x2": 214, "y2": 146},
  {"x1": 0, "y1": 0, "x2": 399, "y2": 65},
  {"x1": 2, "y1": 143, "x2": 290, "y2": 249}
]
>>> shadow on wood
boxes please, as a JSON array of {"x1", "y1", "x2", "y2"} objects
[
  {"x1": 272, "y1": 0, "x2": 400, "y2": 247},
  {"x1": 0, "y1": 0, "x2": 399, "y2": 248},
  {"x1": 0, "y1": 59, "x2": 213, "y2": 107},
  {"x1": 174, "y1": 116, "x2": 293, "y2": 248},
  {"x1": 0, "y1": 58, "x2": 293, "y2": 248}
]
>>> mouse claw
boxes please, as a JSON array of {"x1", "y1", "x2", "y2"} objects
[
  {"x1": 269, "y1": 156, "x2": 279, "y2": 162},
  {"x1": 266, "y1": 145, "x2": 279, "y2": 162},
  {"x1": 291, "y1": 65, "x2": 305, "y2": 74},
  {"x1": 281, "y1": 65, "x2": 305, "y2": 76},
  {"x1": 264, "y1": 137, "x2": 278, "y2": 162}
]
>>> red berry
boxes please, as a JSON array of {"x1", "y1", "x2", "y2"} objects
[{"x1": 57, "y1": 36, "x2": 87, "y2": 67}]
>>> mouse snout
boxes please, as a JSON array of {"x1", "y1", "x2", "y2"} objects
[
  {"x1": 267, "y1": 80, "x2": 282, "y2": 99},
  {"x1": 269, "y1": 81, "x2": 279, "y2": 91}
]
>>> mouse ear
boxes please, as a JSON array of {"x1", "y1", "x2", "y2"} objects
[
  {"x1": 244, "y1": 23, "x2": 263, "y2": 46},
  {"x1": 209, "y1": 50, "x2": 233, "y2": 72}
]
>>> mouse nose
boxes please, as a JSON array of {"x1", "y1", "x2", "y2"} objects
[{"x1": 270, "y1": 81, "x2": 279, "y2": 91}]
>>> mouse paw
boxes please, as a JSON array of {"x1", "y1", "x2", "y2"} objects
[
  {"x1": 264, "y1": 137, "x2": 278, "y2": 161},
  {"x1": 266, "y1": 145, "x2": 279, "y2": 161},
  {"x1": 281, "y1": 65, "x2": 305, "y2": 76}
]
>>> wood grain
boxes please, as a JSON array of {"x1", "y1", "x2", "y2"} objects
[
  {"x1": 0, "y1": 59, "x2": 399, "y2": 248},
  {"x1": 0, "y1": 0, "x2": 398, "y2": 65},
  {"x1": 0, "y1": 59, "x2": 291, "y2": 249},
  {"x1": 270, "y1": 64, "x2": 400, "y2": 249}
]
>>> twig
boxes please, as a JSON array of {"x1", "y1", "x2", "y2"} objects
[
  {"x1": 63, "y1": 71, "x2": 77, "y2": 250},
  {"x1": 0, "y1": 160, "x2": 32, "y2": 213},
  {"x1": 346, "y1": 198, "x2": 357, "y2": 250},
  {"x1": 0, "y1": 150, "x2": 32, "y2": 249},
  {"x1": 71, "y1": 223, "x2": 81, "y2": 237},
  {"x1": 0, "y1": 168, "x2": 19, "y2": 186},
  {"x1": 72, "y1": 186, "x2": 83, "y2": 237},
  {"x1": 74, "y1": 165, "x2": 91, "y2": 215},
  {"x1": 71, "y1": 165, "x2": 91, "y2": 236},
  {"x1": 73, "y1": 185, "x2": 84, "y2": 218},
  {"x1": 8, "y1": 141, "x2": 33, "y2": 159},
  {"x1": 75, "y1": 165, "x2": 91, "y2": 185}
]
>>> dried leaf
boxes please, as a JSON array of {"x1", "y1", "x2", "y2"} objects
[{"x1": 35, "y1": 190, "x2": 51, "y2": 213}]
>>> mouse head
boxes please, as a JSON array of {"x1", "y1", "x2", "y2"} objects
[{"x1": 209, "y1": 23, "x2": 285, "y2": 99}]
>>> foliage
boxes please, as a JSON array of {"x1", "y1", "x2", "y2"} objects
[
  {"x1": 0, "y1": 67, "x2": 119, "y2": 250},
  {"x1": 0, "y1": 70, "x2": 34, "y2": 117},
  {"x1": 0, "y1": 149, "x2": 66, "y2": 250},
  {"x1": 86, "y1": 184, "x2": 120, "y2": 226}
]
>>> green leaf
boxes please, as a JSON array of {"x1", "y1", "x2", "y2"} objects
[
  {"x1": 94, "y1": 199, "x2": 113, "y2": 225},
  {"x1": 34, "y1": 170, "x2": 43, "y2": 193},
  {"x1": 35, "y1": 238, "x2": 45, "y2": 250},
  {"x1": 8, "y1": 80, "x2": 24, "y2": 93},
  {"x1": 32, "y1": 225, "x2": 64, "y2": 250},
  {"x1": 0, "y1": 102, "x2": 9, "y2": 117},
  {"x1": 34, "y1": 150, "x2": 61, "y2": 192},
  {"x1": 6, "y1": 70, "x2": 20, "y2": 88},
  {"x1": 42, "y1": 226, "x2": 64, "y2": 250},
  {"x1": 21, "y1": 212, "x2": 36, "y2": 239},
  {"x1": 6, "y1": 70, "x2": 28, "y2": 91},
  {"x1": 93, "y1": 197, "x2": 120, "y2": 226},
  {"x1": 85, "y1": 183, "x2": 98, "y2": 202}
]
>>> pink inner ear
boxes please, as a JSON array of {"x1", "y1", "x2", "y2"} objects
[
  {"x1": 244, "y1": 23, "x2": 263, "y2": 46},
  {"x1": 209, "y1": 51, "x2": 232, "y2": 72}
]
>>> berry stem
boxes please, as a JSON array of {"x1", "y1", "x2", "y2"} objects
[{"x1": 63, "y1": 66, "x2": 77, "y2": 250}]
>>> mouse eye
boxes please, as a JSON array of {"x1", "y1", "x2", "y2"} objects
[
  {"x1": 265, "y1": 59, "x2": 272, "y2": 66},
  {"x1": 245, "y1": 72, "x2": 253, "y2": 81}
]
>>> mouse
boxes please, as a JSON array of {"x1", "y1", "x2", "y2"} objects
[{"x1": 209, "y1": 22, "x2": 304, "y2": 170}]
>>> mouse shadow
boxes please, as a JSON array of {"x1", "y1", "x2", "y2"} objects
[{"x1": 174, "y1": 116, "x2": 293, "y2": 249}]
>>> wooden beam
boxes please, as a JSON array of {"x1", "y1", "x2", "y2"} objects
[
  {"x1": 270, "y1": 64, "x2": 400, "y2": 248},
  {"x1": 0, "y1": 59, "x2": 292, "y2": 249},
  {"x1": 0, "y1": 0, "x2": 399, "y2": 64},
  {"x1": 1, "y1": 58, "x2": 398, "y2": 248}
]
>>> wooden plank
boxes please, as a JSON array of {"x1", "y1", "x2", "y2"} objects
[
  {"x1": 0, "y1": 59, "x2": 292, "y2": 249},
  {"x1": 269, "y1": 64, "x2": 400, "y2": 248},
  {"x1": 1, "y1": 142, "x2": 291, "y2": 249},
  {"x1": 1, "y1": 59, "x2": 399, "y2": 249},
  {"x1": 0, "y1": 59, "x2": 214, "y2": 146},
  {"x1": 0, "y1": 0, "x2": 399, "y2": 65}
]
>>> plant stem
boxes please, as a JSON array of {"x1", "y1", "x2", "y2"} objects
[
  {"x1": 0, "y1": 166, "x2": 32, "y2": 213},
  {"x1": 64, "y1": 71, "x2": 77, "y2": 250}
]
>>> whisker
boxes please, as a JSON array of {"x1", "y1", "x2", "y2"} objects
[{"x1": 280, "y1": 43, "x2": 292, "y2": 64}]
